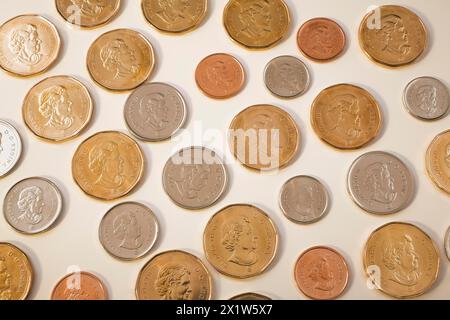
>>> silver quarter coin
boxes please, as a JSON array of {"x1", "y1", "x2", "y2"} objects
[
  {"x1": 347, "y1": 151, "x2": 414, "y2": 215},
  {"x1": 163, "y1": 146, "x2": 227, "y2": 210},
  {"x1": 124, "y1": 82, "x2": 186, "y2": 141},
  {"x1": 0, "y1": 120, "x2": 22, "y2": 177},
  {"x1": 279, "y1": 175, "x2": 329, "y2": 224},
  {"x1": 445, "y1": 227, "x2": 450, "y2": 261},
  {"x1": 264, "y1": 55, "x2": 310, "y2": 98},
  {"x1": 3, "y1": 177, "x2": 63, "y2": 234},
  {"x1": 403, "y1": 76, "x2": 449, "y2": 120}
]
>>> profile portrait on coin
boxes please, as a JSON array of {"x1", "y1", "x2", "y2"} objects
[
  {"x1": 207, "y1": 60, "x2": 235, "y2": 88},
  {"x1": 364, "y1": 162, "x2": 397, "y2": 204},
  {"x1": 156, "y1": 264, "x2": 192, "y2": 300},
  {"x1": 237, "y1": 1, "x2": 272, "y2": 38},
  {"x1": 308, "y1": 257, "x2": 335, "y2": 291},
  {"x1": 16, "y1": 186, "x2": 44, "y2": 225},
  {"x1": 310, "y1": 24, "x2": 336, "y2": 54},
  {"x1": 272, "y1": 62, "x2": 302, "y2": 94},
  {"x1": 0, "y1": 257, "x2": 12, "y2": 300},
  {"x1": 8, "y1": 24, "x2": 42, "y2": 66},
  {"x1": 416, "y1": 85, "x2": 437, "y2": 115},
  {"x1": 113, "y1": 213, "x2": 143, "y2": 250},
  {"x1": 100, "y1": 39, "x2": 139, "y2": 79},
  {"x1": 288, "y1": 184, "x2": 315, "y2": 216},
  {"x1": 328, "y1": 94, "x2": 362, "y2": 139},
  {"x1": 139, "y1": 92, "x2": 169, "y2": 131},
  {"x1": 88, "y1": 141, "x2": 124, "y2": 189},
  {"x1": 156, "y1": 0, "x2": 190, "y2": 24},
  {"x1": 70, "y1": 0, "x2": 108, "y2": 17},
  {"x1": 375, "y1": 14, "x2": 411, "y2": 55},
  {"x1": 38, "y1": 86, "x2": 74, "y2": 130},
  {"x1": 221, "y1": 217, "x2": 258, "y2": 266},
  {"x1": 167, "y1": 164, "x2": 210, "y2": 200}
]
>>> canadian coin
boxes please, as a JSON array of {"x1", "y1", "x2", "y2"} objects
[
  {"x1": 55, "y1": 0, "x2": 121, "y2": 28},
  {"x1": 426, "y1": 130, "x2": 450, "y2": 195},
  {"x1": 51, "y1": 271, "x2": 108, "y2": 300},
  {"x1": 0, "y1": 120, "x2": 22, "y2": 177}
]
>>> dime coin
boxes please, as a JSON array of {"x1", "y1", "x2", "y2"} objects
[
  {"x1": 0, "y1": 120, "x2": 22, "y2": 177},
  {"x1": 279, "y1": 175, "x2": 329, "y2": 224},
  {"x1": 195, "y1": 53, "x2": 245, "y2": 99},
  {"x1": 203, "y1": 204, "x2": 278, "y2": 279},
  {"x1": 87, "y1": 28, "x2": 155, "y2": 91},
  {"x1": 23, "y1": 76, "x2": 93, "y2": 142},
  {"x1": 99, "y1": 202, "x2": 159, "y2": 260},
  {"x1": 264, "y1": 55, "x2": 310, "y2": 98},
  {"x1": 230, "y1": 292, "x2": 271, "y2": 300},
  {"x1": 0, "y1": 15, "x2": 61, "y2": 77},
  {"x1": 359, "y1": 5, "x2": 427, "y2": 67},
  {"x1": 403, "y1": 76, "x2": 449, "y2": 121},
  {"x1": 4, "y1": 177, "x2": 63, "y2": 234},
  {"x1": 297, "y1": 17, "x2": 346, "y2": 62},
  {"x1": 426, "y1": 130, "x2": 450, "y2": 195},
  {"x1": 223, "y1": 0, "x2": 290, "y2": 49},
  {"x1": 311, "y1": 84, "x2": 382, "y2": 149},
  {"x1": 445, "y1": 227, "x2": 450, "y2": 261},
  {"x1": 142, "y1": 0, "x2": 207, "y2": 33},
  {"x1": 163, "y1": 146, "x2": 227, "y2": 210},
  {"x1": 347, "y1": 151, "x2": 414, "y2": 214},
  {"x1": 294, "y1": 246, "x2": 349, "y2": 300},
  {"x1": 124, "y1": 82, "x2": 186, "y2": 141},
  {"x1": 136, "y1": 250, "x2": 212, "y2": 300},
  {"x1": 363, "y1": 222, "x2": 439, "y2": 299},
  {"x1": 229, "y1": 104, "x2": 300, "y2": 171},
  {"x1": 51, "y1": 271, "x2": 108, "y2": 300},
  {"x1": 0, "y1": 242, "x2": 33, "y2": 300},
  {"x1": 72, "y1": 131, "x2": 144, "y2": 200},
  {"x1": 55, "y1": 0, "x2": 121, "y2": 28}
]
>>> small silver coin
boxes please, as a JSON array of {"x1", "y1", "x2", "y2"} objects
[
  {"x1": 445, "y1": 227, "x2": 450, "y2": 261},
  {"x1": 347, "y1": 151, "x2": 414, "y2": 215},
  {"x1": 403, "y1": 76, "x2": 449, "y2": 120},
  {"x1": 0, "y1": 120, "x2": 22, "y2": 177},
  {"x1": 124, "y1": 82, "x2": 186, "y2": 142},
  {"x1": 99, "y1": 202, "x2": 159, "y2": 261},
  {"x1": 163, "y1": 146, "x2": 227, "y2": 210},
  {"x1": 279, "y1": 175, "x2": 329, "y2": 224},
  {"x1": 3, "y1": 177, "x2": 63, "y2": 234},
  {"x1": 264, "y1": 55, "x2": 310, "y2": 99}
]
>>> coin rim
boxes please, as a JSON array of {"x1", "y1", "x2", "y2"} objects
[
  {"x1": 50, "y1": 271, "x2": 108, "y2": 300},
  {"x1": 0, "y1": 119, "x2": 22, "y2": 178},
  {"x1": 425, "y1": 129, "x2": 450, "y2": 195},
  {"x1": 229, "y1": 292, "x2": 272, "y2": 300},
  {"x1": 445, "y1": 226, "x2": 450, "y2": 261}
]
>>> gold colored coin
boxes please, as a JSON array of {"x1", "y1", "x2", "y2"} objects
[
  {"x1": 229, "y1": 104, "x2": 300, "y2": 171},
  {"x1": 359, "y1": 5, "x2": 427, "y2": 67},
  {"x1": 0, "y1": 243, "x2": 33, "y2": 300},
  {"x1": 55, "y1": 0, "x2": 121, "y2": 28},
  {"x1": 363, "y1": 222, "x2": 439, "y2": 299},
  {"x1": 23, "y1": 76, "x2": 93, "y2": 142},
  {"x1": 72, "y1": 131, "x2": 144, "y2": 201},
  {"x1": 223, "y1": 0, "x2": 290, "y2": 49},
  {"x1": 0, "y1": 15, "x2": 61, "y2": 77},
  {"x1": 230, "y1": 292, "x2": 271, "y2": 300},
  {"x1": 426, "y1": 130, "x2": 450, "y2": 195},
  {"x1": 142, "y1": 0, "x2": 207, "y2": 33},
  {"x1": 87, "y1": 29, "x2": 155, "y2": 92},
  {"x1": 311, "y1": 84, "x2": 382, "y2": 149},
  {"x1": 203, "y1": 204, "x2": 278, "y2": 279},
  {"x1": 136, "y1": 250, "x2": 212, "y2": 300}
]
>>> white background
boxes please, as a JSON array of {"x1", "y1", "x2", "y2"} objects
[{"x1": 0, "y1": 0, "x2": 449, "y2": 300}]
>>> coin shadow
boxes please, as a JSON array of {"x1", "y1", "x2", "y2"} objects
[
  {"x1": 134, "y1": 28, "x2": 163, "y2": 79},
  {"x1": 139, "y1": 200, "x2": 165, "y2": 255},
  {"x1": 283, "y1": 0, "x2": 300, "y2": 41},
  {"x1": 116, "y1": 0, "x2": 128, "y2": 20},
  {"x1": 45, "y1": 14, "x2": 68, "y2": 70},
  {"x1": 333, "y1": 18, "x2": 352, "y2": 61}
]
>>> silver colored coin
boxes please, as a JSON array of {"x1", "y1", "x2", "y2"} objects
[
  {"x1": 403, "y1": 76, "x2": 449, "y2": 120},
  {"x1": 0, "y1": 120, "x2": 22, "y2": 177},
  {"x1": 347, "y1": 151, "x2": 414, "y2": 215},
  {"x1": 264, "y1": 55, "x2": 310, "y2": 98},
  {"x1": 163, "y1": 146, "x2": 227, "y2": 210},
  {"x1": 3, "y1": 177, "x2": 62, "y2": 234},
  {"x1": 124, "y1": 82, "x2": 186, "y2": 142},
  {"x1": 445, "y1": 227, "x2": 450, "y2": 261},
  {"x1": 99, "y1": 202, "x2": 159, "y2": 261},
  {"x1": 279, "y1": 175, "x2": 329, "y2": 224}
]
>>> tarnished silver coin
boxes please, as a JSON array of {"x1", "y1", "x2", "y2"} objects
[
  {"x1": 163, "y1": 146, "x2": 227, "y2": 210},
  {"x1": 347, "y1": 151, "x2": 414, "y2": 215},
  {"x1": 3, "y1": 177, "x2": 63, "y2": 234},
  {"x1": 445, "y1": 226, "x2": 450, "y2": 261},
  {"x1": 264, "y1": 55, "x2": 310, "y2": 99},
  {"x1": 99, "y1": 202, "x2": 159, "y2": 260},
  {"x1": 0, "y1": 120, "x2": 22, "y2": 177},
  {"x1": 279, "y1": 175, "x2": 329, "y2": 224},
  {"x1": 124, "y1": 82, "x2": 186, "y2": 142},
  {"x1": 403, "y1": 76, "x2": 449, "y2": 120}
]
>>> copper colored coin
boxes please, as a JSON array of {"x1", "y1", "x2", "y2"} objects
[
  {"x1": 51, "y1": 271, "x2": 108, "y2": 300},
  {"x1": 297, "y1": 17, "x2": 346, "y2": 62}
]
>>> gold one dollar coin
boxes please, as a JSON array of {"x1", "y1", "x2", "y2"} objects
[
  {"x1": 55, "y1": 0, "x2": 121, "y2": 28},
  {"x1": 426, "y1": 130, "x2": 450, "y2": 195}
]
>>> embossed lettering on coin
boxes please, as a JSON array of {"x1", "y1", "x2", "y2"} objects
[
  {"x1": 426, "y1": 130, "x2": 450, "y2": 195},
  {"x1": 55, "y1": 0, "x2": 121, "y2": 28},
  {"x1": 51, "y1": 271, "x2": 108, "y2": 300},
  {"x1": 0, "y1": 120, "x2": 22, "y2": 177}
]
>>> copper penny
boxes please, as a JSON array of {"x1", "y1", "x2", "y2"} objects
[{"x1": 51, "y1": 271, "x2": 108, "y2": 300}]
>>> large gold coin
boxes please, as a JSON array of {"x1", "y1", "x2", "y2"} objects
[
  {"x1": 142, "y1": 0, "x2": 207, "y2": 33},
  {"x1": 363, "y1": 222, "x2": 439, "y2": 299},
  {"x1": 0, "y1": 243, "x2": 33, "y2": 300},
  {"x1": 23, "y1": 76, "x2": 93, "y2": 142},
  {"x1": 55, "y1": 0, "x2": 121, "y2": 28},
  {"x1": 223, "y1": 0, "x2": 290, "y2": 49},
  {"x1": 136, "y1": 250, "x2": 212, "y2": 300},
  {"x1": 229, "y1": 104, "x2": 299, "y2": 171},
  {"x1": 311, "y1": 84, "x2": 382, "y2": 149},
  {"x1": 359, "y1": 5, "x2": 427, "y2": 67},
  {"x1": 87, "y1": 29, "x2": 155, "y2": 91},
  {"x1": 72, "y1": 131, "x2": 144, "y2": 200},
  {"x1": 203, "y1": 204, "x2": 278, "y2": 279},
  {"x1": 426, "y1": 130, "x2": 450, "y2": 195}
]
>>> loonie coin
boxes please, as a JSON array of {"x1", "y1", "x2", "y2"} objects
[
  {"x1": 55, "y1": 0, "x2": 121, "y2": 28},
  {"x1": 230, "y1": 292, "x2": 271, "y2": 300},
  {"x1": 0, "y1": 120, "x2": 22, "y2": 177},
  {"x1": 426, "y1": 130, "x2": 450, "y2": 195},
  {"x1": 51, "y1": 271, "x2": 108, "y2": 300}
]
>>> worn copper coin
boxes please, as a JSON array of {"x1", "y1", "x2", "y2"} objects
[
  {"x1": 55, "y1": 0, "x2": 121, "y2": 28},
  {"x1": 0, "y1": 120, "x2": 22, "y2": 177},
  {"x1": 51, "y1": 271, "x2": 108, "y2": 300},
  {"x1": 230, "y1": 292, "x2": 271, "y2": 300},
  {"x1": 426, "y1": 130, "x2": 450, "y2": 195}
]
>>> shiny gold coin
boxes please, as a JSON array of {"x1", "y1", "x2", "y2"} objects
[
  {"x1": 359, "y1": 5, "x2": 427, "y2": 67},
  {"x1": 22, "y1": 76, "x2": 93, "y2": 142},
  {"x1": 223, "y1": 0, "x2": 290, "y2": 49},
  {"x1": 426, "y1": 130, "x2": 450, "y2": 195},
  {"x1": 363, "y1": 222, "x2": 439, "y2": 299},
  {"x1": 203, "y1": 204, "x2": 278, "y2": 279},
  {"x1": 230, "y1": 292, "x2": 271, "y2": 300},
  {"x1": 229, "y1": 104, "x2": 300, "y2": 171},
  {"x1": 311, "y1": 84, "x2": 382, "y2": 149},
  {"x1": 72, "y1": 131, "x2": 144, "y2": 201},
  {"x1": 87, "y1": 29, "x2": 155, "y2": 91},
  {"x1": 142, "y1": 0, "x2": 207, "y2": 33},
  {"x1": 55, "y1": 0, "x2": 121, "y2": 28},
  {"x1": 0, "y1": 243, "x2": 33, "y2": 300},
  {"x1": 0, "y1": 15, "x2": 61, "y2": 77},
  {"x1": 136, "y1": 250, "x2": 212, "y2": 300}
]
